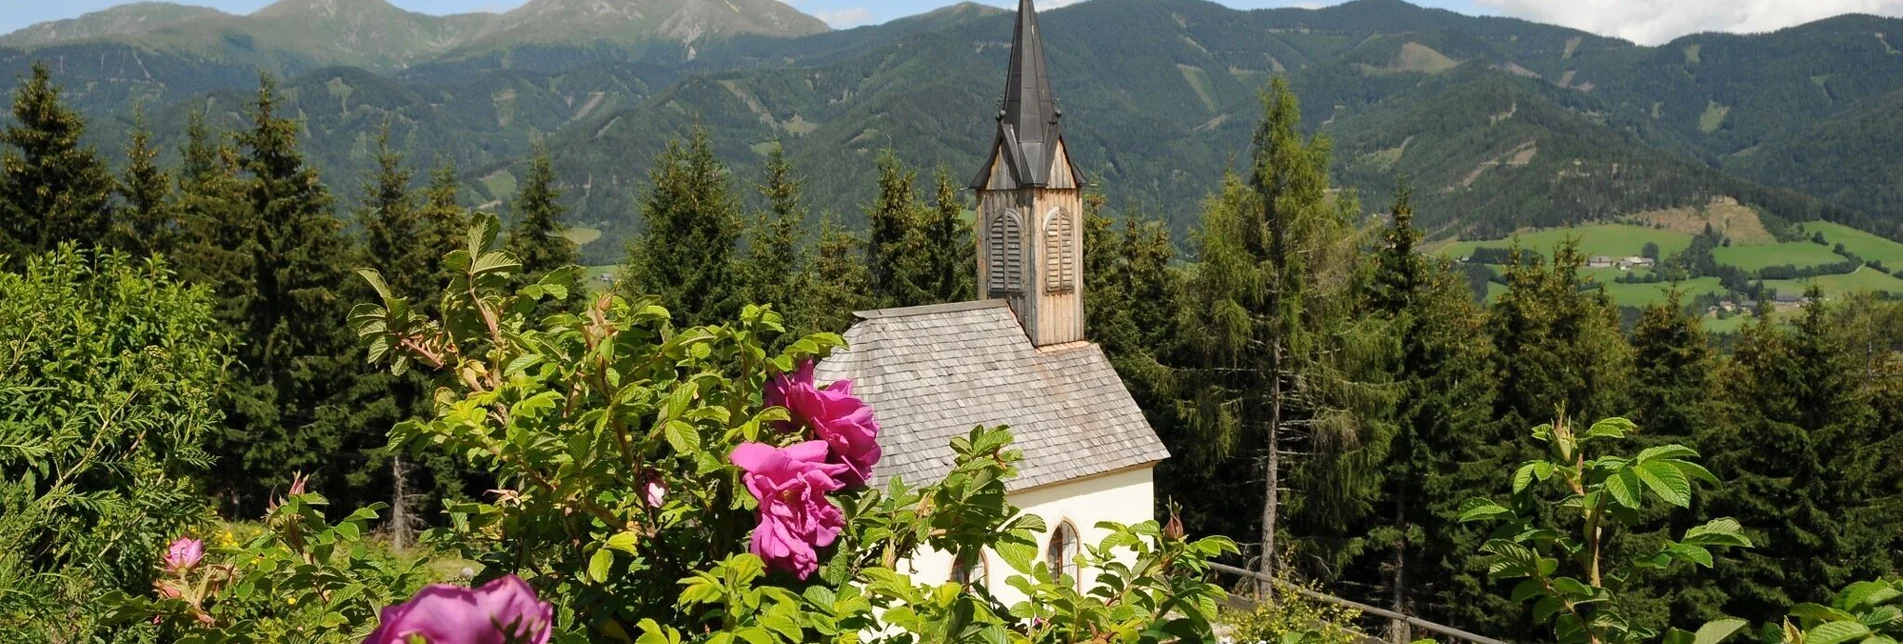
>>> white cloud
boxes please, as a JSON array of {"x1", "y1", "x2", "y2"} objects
[
  {"x1": 813, "y1": 7, "x2": 877, "y2": 28},
  {"x1": 1476, "y1": 0, "x2": 1903, "y2": 45}
]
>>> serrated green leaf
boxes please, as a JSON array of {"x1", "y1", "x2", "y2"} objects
[
  {"x1": 588, "y1": 548, "x2": 613, "y2": 584},
  {"x1": 1808, "y1": 620, "x2": 1872, "y2": 644},
  {"x1": 664, "y1": 420, "x2": 700, "y2": 454},
  {"x1": 1636, "y1": 460, "x2": 1693, "y2": 507},
  {"x1": 1693, "y1": 618, "x2": 1749, "y2": 644},
  {"x1": 606, "y1": 531, "x2": 638, "y2": 555},
  {"x1": 1584, "y1": 417, "x2": 1637, "y2": 441},
  {"x1": 1605, "y1": 469, "x2": 1642, "y2": 509},
  {"x1": 1794, "y1": 603, "x2": 1861, "y2": 623}
]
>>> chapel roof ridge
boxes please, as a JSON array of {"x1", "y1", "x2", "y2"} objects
[{"x1": 852, "y1": 299, "x2": 1009, "y2": 320}]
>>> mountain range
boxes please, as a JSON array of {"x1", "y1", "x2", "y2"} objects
[{"x1": 3, "y1": 0, "x2": 1900, "y2": 265}]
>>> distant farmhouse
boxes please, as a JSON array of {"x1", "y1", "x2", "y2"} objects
[{"x1": 813, "y1": 0, "x2": 1167, "y2": 598}]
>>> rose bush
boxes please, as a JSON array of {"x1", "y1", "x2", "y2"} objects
[{"x1": 116, "y1": 215, "x2": 1232, "y2": 642}]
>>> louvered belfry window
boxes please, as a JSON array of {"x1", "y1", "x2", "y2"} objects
[
  {"x1": 989, "y1": 210, "x2": 1024, "y2": 294},
  {"x1": 1044, "y1": 207, "x2": 1075, "y2": 293}
]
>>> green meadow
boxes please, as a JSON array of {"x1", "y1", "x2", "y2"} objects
[
  {"x1": 1438, "y1": 224, "x2": 1693, "y2": 261},
  {"x1": 1711, "y1": 241, "x2": 1848, "y2": 273}
]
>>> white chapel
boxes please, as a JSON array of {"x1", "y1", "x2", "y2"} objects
[{"x1": 814, "y1": 0, "x2": 1170, "y2": 598}]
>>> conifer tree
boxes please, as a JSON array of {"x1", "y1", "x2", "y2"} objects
[
  {"x1": 1178, "y1": 79, "x2": 1391, "y2": 587},
  {"x1": 416, "y1": 159, "x2": 469, "y2": 310},
  {"x1": 205, "y1": 74, "x2": 361, "y2": 511},
  {"x1": 0, "y1": 62, "x2": 116, "y2": 261},
  {"x1": 356, "y1": 125, "x2": 424, "y2": 297},
  {"x1": 923, "y1": 168, "x2": 975, "y2": 303},
  {"x1": 112, "y1": 107, "x2": 175, "y2": 257},
  {"x1": 864, "y1": 150, "x2": 930, "y2": 308},
  {"x1": 1486, "y1": 239, "x2": 1630, "y2": 430},
  {"x1": 742, "y1": 143, "x2": 809, "y2": 318},
  {"x1": 624, "y1": 129, "x2": 743, "y2": 327},
  {"x1": 794, "y1": 212, "x2": 873, "y2": 336},
  {"x1": 173, "y1": 112, "x2": 256, "y2": 328},
  {"x1": 1363, "y1": 183, "x2": 1508, "y2": 636},
  {"x1": 506, "y1": 146, "x2": 577, "y2": 286}
]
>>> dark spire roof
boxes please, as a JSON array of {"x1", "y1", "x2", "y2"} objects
[{"x1": 973, "y1": 0, "x2": 1078, "y2": 190}]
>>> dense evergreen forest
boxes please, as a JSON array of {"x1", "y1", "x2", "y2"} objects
[{"x1": 5, "y1": 55, "x2": 1903, "y2": 642}]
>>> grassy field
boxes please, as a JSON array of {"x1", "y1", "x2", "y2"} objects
[
  {"x1": 584, "y1": 264, "x2": 618, "y2": 293},
  {"x1": 1438, "y1": 224, "x2": 1693, "y2": 262},
  {"x1": 1711, "y1": 242, "x2": 1846, "y2": 273},
  {"x1": 1802, "y1": 221, "x2": 1903, "y2": 267},
  {"x1": 1596, "y1": 277, "x2": 1726, "y2": 308},
  {"x1": 1763, "y1": 266, "x2": 1903, "y2": 297},
  {"x1": 563, "y1": 227, "x2": 603, "y2": 247},
  {"x1": 479, "y1": 169, "x2": 518, "y2": 202}
]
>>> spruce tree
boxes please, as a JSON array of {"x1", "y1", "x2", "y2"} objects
[
  {"x1": 506, "y1": 146, "x2": 578, "y2": 286},
  {"x1": 1487, "y1": 239, "x2": 1630, "y2": 430},
  {"x1": 1178, "y1": 79, "x2": 1391, "y2": 587},
  {"x1": 416, "y1": 159, "x2": 470, "y2": 311},
  {"x1": 793, "y1": 212, "x2": 873, "y2": 336},
  {"x1": 206, "y1": 73, "x2": 361, "y2": 511},
  {"x1": 1363, "y1": 184, "x2": 1509, "y2": 636},
  {"x1": 924, "y1": 168, "x2": 975, "y2": 303},
  {"x1": 624, "y1": 129, "x2": 743, "y2": 327},
  {"x1": 355, "y1": 125, "x2": 424, "y2": 299},
  {"x1": 0, "y1": 62, "x2": 116, "y2": 260},
  {"x1": 112, "y1": 107, "x2": 175, "y2": 257},
  {"x1": 742, "y1": 143, "x2": 809, "y2": 319},
  {"x1": 864, "y1": 150, "x2": 929, "y2": 308}
]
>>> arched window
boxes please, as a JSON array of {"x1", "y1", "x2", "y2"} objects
[
  {"x1": 1044, "y1": 207, "x2": 1075, "y2": 293},
  {"x1": 950, "y1": 549, "x2": 987, "y2": 587},
  {"x1": 1046, "y1": 522, "x2": 1081, "y2": 588},
  {"x1": 988, "y1": 210, "x2": 1024, "y2": 294}
]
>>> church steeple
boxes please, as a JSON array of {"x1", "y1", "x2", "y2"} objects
[
  {"x1": 973, "y1": 0, "x2": 1080, "y2": 192},
  {"x1": 972, "y1": 0, "x2": 1086, "y2": 347}
]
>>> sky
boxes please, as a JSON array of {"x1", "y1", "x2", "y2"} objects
[{"x1": 3, "y1": 0, "x2": 1902, "y2": 46}]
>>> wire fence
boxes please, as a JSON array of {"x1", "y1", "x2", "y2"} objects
[{"x1": 1207, "y1": 562, "x2": 1512, "y2": 644}]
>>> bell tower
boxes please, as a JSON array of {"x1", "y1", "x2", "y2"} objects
[{"x1": 972, "y1": 0, "x2": 1085, "y2": 347}]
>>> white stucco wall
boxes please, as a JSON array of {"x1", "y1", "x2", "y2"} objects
[{"x1": 898, "y1": 464, "x2": 1158, "y2": 605}]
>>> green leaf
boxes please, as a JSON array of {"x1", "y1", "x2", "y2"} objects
[
  {"x1": 1604, "y1": 468, "x2": 1642, "y2": 509},
  {"x1": 1636, "y1": 460, "x2": 1693, "y2": 507},
  {"x1": 1637, "y1": 445, "x2": 1699, "y2": 463},
  {"x1": 1807, "y1": 620, "x2": 1872, "y2": 644},
  {"x1": 1459, "y1": 498, "x2": 1514, "y2": 523},
  {"x1": 1793, "y1": 603, "x2": 1861, "y2": 623},
  {"x1": 588, "y1": 548, "x2": 613, "y2": 584},
  {"x1": 1513, "y1": 464, "x2": 1538, "y2": 494},
  {"x1": 1666, "y1": 543, "x2": 1714, "y2": 568},
  {"x1": 1842, "y1": 582, "x2": 1903, "y2": 612},
  {"x1": 1692, "y1": 618, "x2": 1750, "y2": 644},
  {"x1": 606, "y1": 531, "x2": 639, "y2": 555},
  {"x1": 663, "y1": 420, "x2": 700, "y2": 454},
  {"x1": 994, "y1": 532, "x2": 1039, "y2": 574},
  {"x1": 1684, "y1": 518, "x2": 1754, "y2": 548},
  {"x1": 1583, "y1": 417, "x2": 1637, "y2": 441}
]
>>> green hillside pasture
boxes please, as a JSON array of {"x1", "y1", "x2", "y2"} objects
[
  {"x1": 1802, "y1": 221, "x2": 1903, "y2": 266},
  {"x1": 584, "y1": 264, "x2": 618, "y2": 293},
  {"x1": 1762, "y1": 266, "x2": 1903, "y2": 298},
  {"x1": 1596, "y1": 277, "x2": 1726, "y2": 308},
  {"x1": 1711, "y1": 242, "x2": 1846, "y2": 273},
  {"x1": 563, "y1": 227, "x2": 603, "y2": 247},
  {"x1": 1439, "y1": 224, "x2": 1694, "y2": 262}
]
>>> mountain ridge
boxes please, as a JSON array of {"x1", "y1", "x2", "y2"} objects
[{"x1": 2, "y1": 0, "x2": 1899, "y2": 263}]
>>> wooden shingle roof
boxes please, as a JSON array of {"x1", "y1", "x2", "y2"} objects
[{"x1": 813, "y1": 300, "x2": 1169, "y2": 492}]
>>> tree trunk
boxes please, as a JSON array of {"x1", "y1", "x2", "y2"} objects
[
  {"x1": 391, "y1": 455, "x2": 409, "y2": 551},
  {"x1": 1392, "y1": 498, "x2": 1410, "y2": 644},
  {"x1": 1259, "y1": 345, "x2": 1283, "y2": 599}
]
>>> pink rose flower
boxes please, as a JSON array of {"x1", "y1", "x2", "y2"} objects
[
  {"x1": 765, "y1": 361, "x2": 883, "y2": 487},
  {"x1": 164, "y1": 537, "x2": 203, "y2": 572},
  {"x1": 731, "y1": 441, "x2": 849, "y2": 579},
  {"x1": 364, "y1": 575, "x2": 552, "y2": 644},
  {"x1": 642, "y1": 472, "x2": 667, "y2": 508}
]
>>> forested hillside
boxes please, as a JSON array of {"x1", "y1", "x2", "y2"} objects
[{"x1": 3, "y1": 0, "x2": 1900, "y2": 262}]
